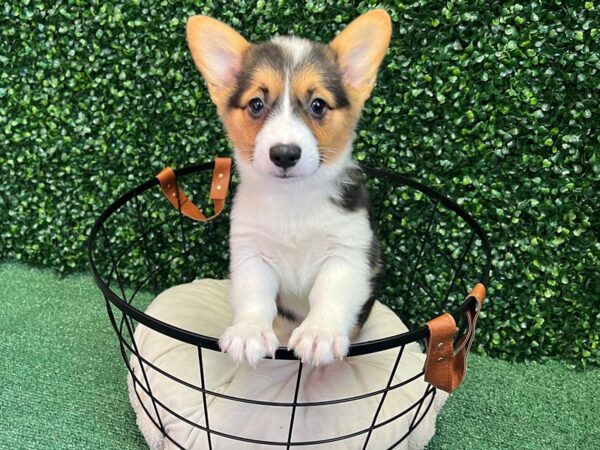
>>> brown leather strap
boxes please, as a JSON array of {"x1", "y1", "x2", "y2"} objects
[
  {"x1": 156, "y1": 157, "x2": 232, "y2": 222},
  {"x1": 423, "y1": 283, "x2": 486, "y2": 393}
]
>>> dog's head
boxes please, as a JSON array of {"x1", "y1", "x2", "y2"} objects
[{"x1": 187, "y1": 11, "x2": 391, "y2": 181}]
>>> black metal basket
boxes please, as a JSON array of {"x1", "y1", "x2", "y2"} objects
[{"x1": 88, "y1": 161, "x2": 491, "y2": 449}]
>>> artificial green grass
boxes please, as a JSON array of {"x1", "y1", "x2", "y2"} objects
[
  {"x1": 428, "y1": 357, "x2": 600, "y2": 449},
  {"x1": 1, "y1": 262, "x2": 598, "y2": 449},
  {"x1": 0, "y1": 263, "x2": 146, "y2": 449}
]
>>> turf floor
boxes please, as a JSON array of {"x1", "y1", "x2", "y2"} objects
[{"x1": 1, "y1": 262, "x2": 598, "y2": 449}]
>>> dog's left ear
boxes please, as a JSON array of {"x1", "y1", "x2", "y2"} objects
[
  {"x1": 187, "y1": 16, "x2": 250, "y2": 103},
  {"x1": 330, "y1": 10, "x2": 392, "y2": 99}
]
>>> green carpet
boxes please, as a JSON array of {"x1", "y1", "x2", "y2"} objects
[{"x1": 1, "y1": 262, "x2": 598, "y2": 449}]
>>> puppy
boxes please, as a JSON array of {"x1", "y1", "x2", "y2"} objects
[{"x1": 186, "y1": 10, "x2": 391, "y2": 367}]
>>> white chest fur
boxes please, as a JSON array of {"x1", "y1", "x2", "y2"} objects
[{"x1": 229, "y1": 166, "x2": 373, "y2": 320}]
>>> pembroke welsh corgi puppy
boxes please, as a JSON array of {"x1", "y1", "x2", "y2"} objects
[{"x1": 187, "y1": 10, "x2": 392, "y2": 367}]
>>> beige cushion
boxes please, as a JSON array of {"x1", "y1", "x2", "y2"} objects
[{"x1": 128, "y1": 279, "x2": 447, "y2": 450}]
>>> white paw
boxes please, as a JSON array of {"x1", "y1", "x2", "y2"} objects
[
  {"x1": 288, "y1": 323, "x2": 350, "y2": 366},
  {"x1": 219, "y1": 323, "x2": 279, "y2": 368}
]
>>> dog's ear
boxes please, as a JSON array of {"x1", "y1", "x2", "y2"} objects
[
  {"x1": 187, "y1": 16, "x2": 250, "y2": 102},
  {"x1": 329, "y1": 10, "x2": 392, "y2": 99}
]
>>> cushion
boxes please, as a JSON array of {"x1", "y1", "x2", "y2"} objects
[{"x1": 127, "y1": 279, "x2": 447, "y2": 450}]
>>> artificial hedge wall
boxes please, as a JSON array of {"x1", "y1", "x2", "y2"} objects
[{"x1": 1, "y1": 1, "x2": 598, "y2": 366}]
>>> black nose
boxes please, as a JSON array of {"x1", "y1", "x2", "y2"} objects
[{"x1": 269, "y1": 144, "x2": 301, "y2": 169}]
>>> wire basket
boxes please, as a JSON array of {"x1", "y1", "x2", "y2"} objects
[{"x1": 88, "y1": 161, "x2": 491, "y2": 449}]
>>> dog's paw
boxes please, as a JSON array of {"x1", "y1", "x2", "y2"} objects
[
  {"x1": 288, "y1": 323, "x2": 350, "y2": 366},
  {"x1": 219, "y1": 323, "x2": 279, "y2": 367}
]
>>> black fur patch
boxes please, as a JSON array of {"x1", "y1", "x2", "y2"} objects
[
  {"x1": 228, "y1": 40, "x2": 350, "y2": 111},
  {"x1": 228, "y1": 42, "x2": 286, "y2": 109},
  {"x1": 357, "y1": 234, "x2": 384, "y2": 327},
  {"x1": 302, "y1": 43, "x2": 350, "y2": 109},
  {"x1": 331, "y1": 167, "x2": 371, "y2": 212},
  {"x1": 276, "y1": 297, "x2": 298, "y2": 322},
  {"x1": 331, "y1": 167, "x2": 384, "y2": 327}
]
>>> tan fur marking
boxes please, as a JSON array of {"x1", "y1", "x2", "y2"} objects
[
  {"x1": 219, "y1": 68, "x2": 284, "y2": 162},
  {"x1": 291, "y1": 67, "x2": 360, "y2": 165},
  {"x1": 221, "y1": 108, "x2": 261, "y2": 162},
  {"x1": 292, "y1": 67, "x2": 337, "y2": 107},
  {"x1": 239, "y1": 67, "x2": 284, "y2": 107},
  {"x1": 311, "y1": 108, "x2": 360, "y2": 165}
]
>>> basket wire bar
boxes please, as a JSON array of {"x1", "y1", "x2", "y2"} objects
[
  {"x1": 115, "y1": 323, "x2": 426, "y2": 408},
  {"x1": 88, "y1": 162, "x2": 492, "y2": 448},
  {"x1": 285, "y1": 361, "x2": 304, "y2": 449},
  {"x1": 407, "y1": 386, "x2": 430, "y2": 431},
  {"x1": 125, "y1": 315, "x2": 169, "y2": 436},
  {"x1": 361, "y1": 166, "x2": 491, "y2": 287},
  {"x1": 115, "y1": 309, "x2": 185, "y2": 450},
  {"x1": 362, "y1": 344, "x2": 405, "y2": 450},
  {"x1": 106, "y1": 297, "x2": 167, "y2": 436},
  {"x1": 441, "y1": 231, "x2": 476, "y2": 307},
  {"x1": 128, "y1": 350, "x2": 186, "y2": 450},
  {"x1": 131, "y1": 380, "x2": 180, "y2": 447},
  {"x1": 101, "y1": 224, "x2": 129, "y2": 304},
  {"x1": 174, "y1": 175, "x2": 187, "y2": 254},
  {"x1": 101, "y1": 216, "x2": 173, "y2": 283},
  {"x1": 197, "y1": 347, "x2": 213, "y2": 450},
  {"x1": 403, "y1": 200, "x2": 439, "y2": 300},
  {"x1": 174, "y1": 175, "x2": 195, "y2": 286},
  {"x1": 389, "y1": 386, "x2": 436, "y2": 450},
  {"x1": 134, "y1": 195, "x2": 160, "y2": 296},
  {"x1": 126, "y1": 263, "x2": 165, "y2": 305},
  {"x1": 125, "y1": 356, "x2": 437, "y2": 447},
  {"x1": 123, "y1": 242, "x2": 203, "y2": 306}
]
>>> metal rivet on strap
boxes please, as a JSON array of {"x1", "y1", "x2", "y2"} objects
[
  {"x1": 172, "y1": 193, "x2": 176, "y2": 197},
  {"x1": 437, "y1": 342, "x2": 444, "y2": 351},
  {"x1": 218, "y1": 173, "x2": 224, "y2": 179},
  {"x1": 216, "y1": 185, "x2": 222, "y2": 190},
  {"x1": 436, "y1": 356, "x2": 445, "y2": 363}
]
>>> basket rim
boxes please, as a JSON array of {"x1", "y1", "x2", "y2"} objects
[{"x1": 88, "y1": 161, "x2": 492, "y2": 359}]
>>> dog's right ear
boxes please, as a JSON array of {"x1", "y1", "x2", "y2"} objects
[
  {"x1": 329, "y1": 10, "x2": 392, "y2": 103},
  {"x1": 187, "y1": 16, "x2": 250, "y2": 103}
]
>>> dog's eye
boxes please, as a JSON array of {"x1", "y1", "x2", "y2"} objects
[
  {"x1": 309, "y1": 98, "x2": 327, "y2": 118},
  {"x1": 248, "y1": 98, "x2": 265, "y2": 117}
]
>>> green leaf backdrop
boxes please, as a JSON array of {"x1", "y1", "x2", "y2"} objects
[{"x1": 0, "y1": 1, "x2": 598, "y2": 366}]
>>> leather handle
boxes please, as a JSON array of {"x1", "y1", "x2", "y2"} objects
[
  {"x1": 156, "y1": 157, "x2": 232, "y2": 222},
  {"x1": 423, "y1": 283, "x2": 486, "y2": 393}
]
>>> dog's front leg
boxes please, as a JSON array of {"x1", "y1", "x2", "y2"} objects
[
  {"x1": 220, "y1": 251, "x2": 280, "y2": 367},
  {"x1": 288, "y1": 254, "x2": 371, "y2": 366}
]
